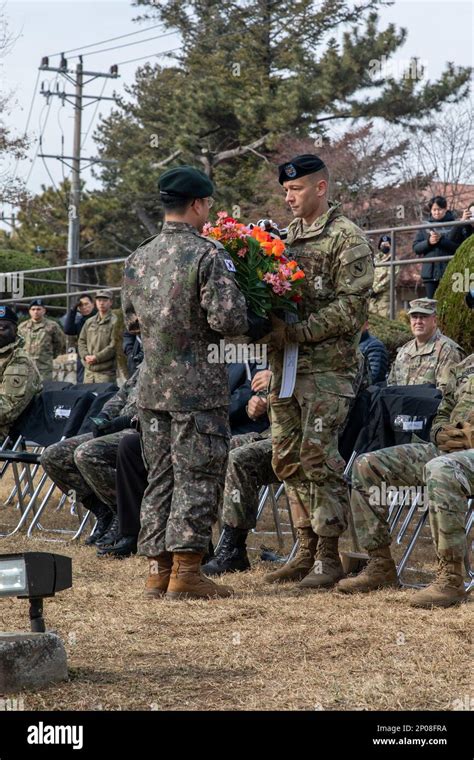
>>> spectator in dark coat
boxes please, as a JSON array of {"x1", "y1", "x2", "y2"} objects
[
  {"x1": 413, "y1": 196, "x2": 458, "y2": 298},
  {"x1": 359, "y1": 322, "x2": 389, "y2": 384},
  {"x1": 449, "y1": 204, "x2": 474, "y2": 247},
  {"x1": 122, "y1": 331, "x2": 144, "y2": 377},
  {"x1": 61, "y1": 294, "x2": 97, "y2": 383}
]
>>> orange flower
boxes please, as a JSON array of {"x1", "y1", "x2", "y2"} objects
[
  {"x1": 291, "y1": 270, "x2": 305, "y2": 281},
  {"x1": 271, "y1": 239, "x2": 285, "y2": 257},
  {"x1": 287, "y1": 260, "x2": 298, "y2": 270}
]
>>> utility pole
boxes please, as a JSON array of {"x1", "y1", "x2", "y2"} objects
[{"x1": 37, "y1": 54, "x2": 119, "y2": 307}]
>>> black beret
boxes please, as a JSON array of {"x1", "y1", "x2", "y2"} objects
[
  {"x1": 278, "y1": 154, "x2": 326, "y2": 185},
  {"x1": 0, "y1": 305, "x2": 18, "y2": 324},
  {"x1": 29, "y1": 298, "x2": 45, "y2": 307},
  {"x1": 158, "y1": 165, "x2": 214, "y2": 199},
  {"x1": 378, "y1": 235, "x2": 391, "y2": 249}
]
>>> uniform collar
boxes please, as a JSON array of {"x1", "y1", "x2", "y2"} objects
[
  {"x1": 161, "y1": 221, "x2": 199, "y2": 234},
  {"x1": 414, "y1": 328, "x2": 440, "y2": 353},
  {"x1": 0, "y1": 336, "x2": 22, "y2": 356},
  {"x1": 286, "y1": 201, "x2": 342, "y2": 245}
]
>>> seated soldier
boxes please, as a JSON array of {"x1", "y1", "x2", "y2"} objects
[
  {"x1": 387, "y1": 298, "x2": 464, "y2": 393},
  {"x1": 202, "y1": 369, "x2": 314, "y2": 581},
  {"x1": 0, "y1": 305, "x2": 42, "y2": 439},
  {"x1": 40, "y1": 370, "x2": 139, "y2": 545},
  {"x1": 336, "y1": 352, "x2": 473, "y2": 608}
]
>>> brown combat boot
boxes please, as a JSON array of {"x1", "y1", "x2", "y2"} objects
[
  {"x1": 335, "y1": 545, "x2": 399, "y2": 594},
  {"x1": 166, "y1": 552, "x2": 234, "y2": 600},
  {"x1": 298, "y1": 535, "x2": 345, "y2": 589},
  {"x1": 410, "y1": 555, "x2": 467, "y2": 608},
  {"x1": 263, "y1": 527, "x2": 318, "y2": 584},
  {"x1": 144, "y1": 553, "x2": 173, "y2": 598}
]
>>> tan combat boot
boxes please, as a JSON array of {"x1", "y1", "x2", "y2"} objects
[
  {"x1": 166, "y1": 552, "x2": 234, "y2": 600},
  {"x1": 144, "y1": 553, "x2": 173, "y2": 598},
  {"x1": 335, "y1": 545, "x2": 399, "y2": 594},
  {"x1": 299, "y1": 535, "x2": 345, "y2": 589},
  {"x1": 410, "y1": 555, "x2": 467, "y2": 608},
  {"x1": 263, "y1": 527, "x2": 318, "y2": 584}
]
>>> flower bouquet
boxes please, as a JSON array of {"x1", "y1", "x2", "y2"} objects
[{"x1": 202, "y1": 211, "x2": 304, "y2": 317}]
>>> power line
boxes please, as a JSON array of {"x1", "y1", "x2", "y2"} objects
[
  {"x1": 77, "y1": 30, "x2": 177, "y2": 58},
  {"x1": 25, "y1": 77, "x2": 59, "y2": 185},
  {"x1": 81, "y1": 78, "x2": 108, "y2": 149},
  {"x1": 115, "y1": 45, "x2": 184, "y2": 67},
  {"x1": 13, "y1": 69, "x2": 41, "y2": 180},
  {"x1": 47, "y1": 23, "x2": 166, "y2": 57}
]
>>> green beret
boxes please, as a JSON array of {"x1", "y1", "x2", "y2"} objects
[
  {"x1": 278, "y1": 154, "x2": 326, "y2": 185},
  {"x1": 158, "y1": 165, "x2": 214, "y2": 199}
]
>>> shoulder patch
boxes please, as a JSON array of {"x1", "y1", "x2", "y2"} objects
[{"x1": 224, "y1": 258, "x2": 236, "y2": 272}]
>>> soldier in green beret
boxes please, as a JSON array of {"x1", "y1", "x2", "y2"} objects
[{"x1": 122, "y1": 165, "x2": 253, "y2": 600}]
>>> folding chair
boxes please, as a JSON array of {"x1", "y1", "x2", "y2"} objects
[{"x1": 0, "y1": 388, "x2": 111, "y2": 540}]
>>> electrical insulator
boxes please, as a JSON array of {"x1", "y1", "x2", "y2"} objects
[
  {"x1": 110, "y1": 64, "x2": 118, "y2": 76},
  {"x1": 60, "y1": 54, "x2": 67, "y2": 70},
  {"x1": 41, "y1": 56, "x2": 49, "y2": 67}
]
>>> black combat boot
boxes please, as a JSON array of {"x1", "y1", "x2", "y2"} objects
[
  {"x1": 201, "y1": 525, "x2": 250, "y2": 576},
  {"x1": 95, "y1": 514, "x2": 121, "y2": 548},
  {"x1": 84, "y1": 501, "x2": 114, "y2": 546},
  {"x1": 97, "y1": 535, "x2": 138, "y2": 558}
]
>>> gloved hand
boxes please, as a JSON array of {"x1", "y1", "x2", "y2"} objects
[
  {"x1": 246, "y1": 309, "x2": 272, "y2": 341},
  {"x1": 257, "y1": 314, "x2": 290, "y2": 351},
  {"x1": 90, "y1": 414, "x2": 133, "y2": 438},
  {"x1": 436, "y1": 424, "x2": 471, "y2": 452}
]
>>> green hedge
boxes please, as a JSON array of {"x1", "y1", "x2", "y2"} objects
[
  {"x1": 435, "y1": 236, "x2": 474, "y2": 353},
  {"x1": 0, "y1": 249, "x2": 66, "y2": 308}
]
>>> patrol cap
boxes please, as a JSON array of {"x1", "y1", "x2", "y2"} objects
[
  {"x1": 29, "y1": 298, "x2": 45, "y2": 308},
  {"x1": 378, "y1": 235, "x2": 391, "y2": 249},
  {"x1": 158, "y1": 165, "x2": 214, "y2": 199},
  {"x1": 95, "y1": 289, "x2": 114, "y2": 300},
  {"x1": 407, "y1": 297, "x2": 437, "y2": 316},
  {"x1": 0, "y1": 305, "x2": 18, "y2": 324},
  {"x1": 278, "y1": 154, "x2": 326, "y2": 185}
]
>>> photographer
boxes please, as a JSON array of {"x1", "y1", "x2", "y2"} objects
[{"x1": 413, "y1": 196, "x2": 458, "y2": 298}]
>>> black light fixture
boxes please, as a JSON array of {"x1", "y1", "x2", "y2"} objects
[{"x1": 0, "y1": 553, "x2": 72, "y2": 633}]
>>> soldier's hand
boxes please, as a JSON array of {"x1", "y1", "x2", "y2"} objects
[
  {"x1": 246, "y1": 395, "x2": 267, "y2": 420},
  {"x1": 258, "y1": 314, "x2": 290, "y2": 351},
  {"x1": 436, "y1": 424, "x2": 470, "y2": 452},
  {"x1": 251, "y1": 369, "x2": 272, "y2": 392}
]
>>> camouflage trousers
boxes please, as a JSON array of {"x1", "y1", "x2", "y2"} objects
[
  {"x1": 138, "y1": 406, "x2": 230, "y2": 556},
  {"x1": 269, "y1": 373, "x2": 353, "y2": 537},
  {"x1": 351, "y1": 443, "x2": 474, "y2": 559},
  {"x1": 222, "y1": 431, "x2": 310, "y2": 530},
  {"x1": 41, "y1": 429, "x2": 135, "y2": 509}
]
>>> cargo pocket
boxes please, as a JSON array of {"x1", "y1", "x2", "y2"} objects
[{"x1": 190, "y1": 412, "x2": 230, "y2": 476}]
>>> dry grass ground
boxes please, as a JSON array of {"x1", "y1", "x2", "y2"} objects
[{"x1": 0, "y1": 472, "x2": 472, "y2": 712}]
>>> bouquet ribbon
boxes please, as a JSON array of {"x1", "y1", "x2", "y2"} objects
[{"x1": 279, "y1": 312, "x2": 299, "y2": 399}]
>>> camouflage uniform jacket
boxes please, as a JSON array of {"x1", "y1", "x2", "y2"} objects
[
  {"x1": 77, "y1": 311, "x2": 118, "y2": 375},
  {"x1": 121, "y1": 221, "x2": 248, "y2": 411},
  {"x1": 387, "y1": 329, "x2": 465, "y2": 393},
  {"x1": 430, "y1": 353, "x2": 474, "y2": 442},
  {"x1": 279, "y1": 202, "x2": 374, "y2": 378},
  {"x1": 101, "y1": 369, "x2": 139, "y2": 420},
  {"x1": 18, "y1": 317, "x2": 65, "y2": 380},
  {"x1": 0, "y1": 336, "x2": 42, "y2": 438}
]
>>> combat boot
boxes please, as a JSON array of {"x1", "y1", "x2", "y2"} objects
[
  {"x1": 264, "y1": 527, "x2": 317, "y2": 584},
  {"x1": 335, "y1": 545, "x2": 399, "y2": 594},
  {"x1": 84, "y1": 502, "x2": 113, "y2": 545},
  {"x1": 144, "y1": 553, "x2": 173, "y2": 598},
  {"x1": 202, "y1": 525, "x2": 250, "y2": 576},
  {"x1": 410, "y1": 555, "x2": 467, "y2": 608},
  {"x1": 298, "y1": 535, "x2": 344, "y2": 589},
  {"x1": 166, "y1": 552, "x2": 234, "y2": 600}
]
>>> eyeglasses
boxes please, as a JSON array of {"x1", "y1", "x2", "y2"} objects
[{"x1": 206, "y1": 197, "x2": 214, "y2": 208}]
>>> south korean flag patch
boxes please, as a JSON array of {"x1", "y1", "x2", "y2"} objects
[{"x1": 224, "y1": 258, "x2": 236, "y2": 273}]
